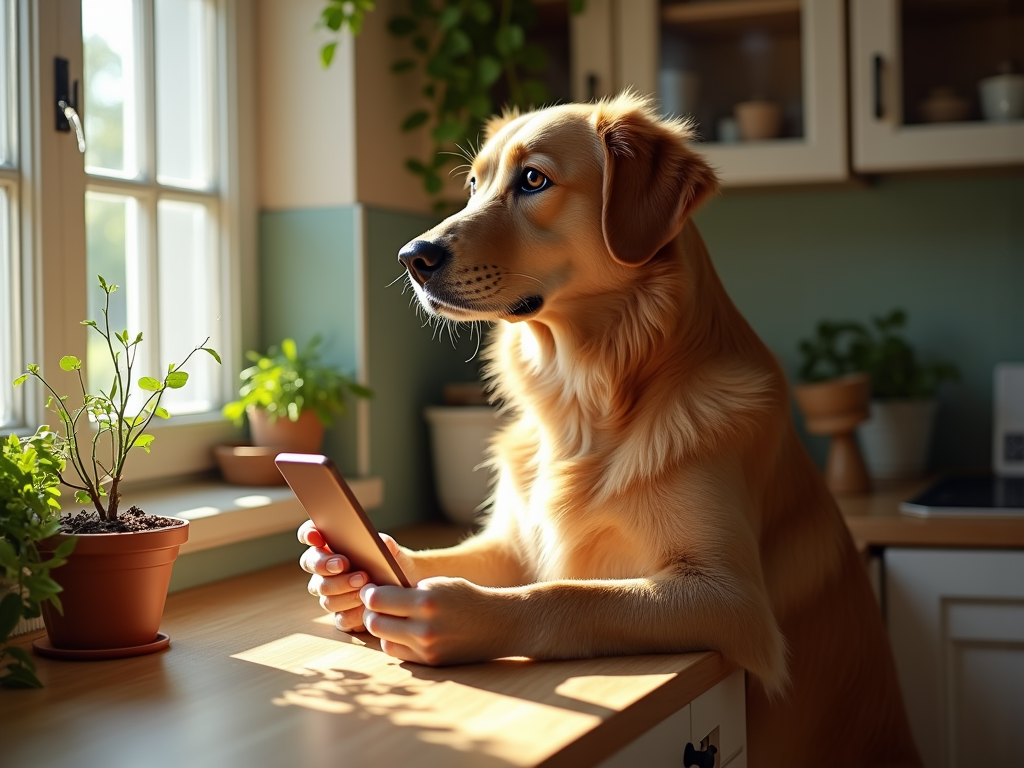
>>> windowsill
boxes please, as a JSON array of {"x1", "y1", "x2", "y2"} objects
[{"x1": 128, "y1": 476, "x2": 384, "y2": 555}]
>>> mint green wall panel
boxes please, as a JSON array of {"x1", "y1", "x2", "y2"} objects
[
  {"x1": 363, "y1": 207, "x2": 482, "y2": 531},
  {"x1": 258, "y1": 208, "x2": 361, "y2": 474},
  {"x1": 694, "y1": 174, "x2": 1024, "y2": 470}
]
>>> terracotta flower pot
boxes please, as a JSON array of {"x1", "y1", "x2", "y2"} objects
[
  {"x1": 36, "y1": 519, "x2": 188, "y2": 656},
  {"x1": 793, "y1": 373, "x2": 872, "y2": 495},
  {"x1": 247, "y1": 407, "x2": 324, "y2": 453}
]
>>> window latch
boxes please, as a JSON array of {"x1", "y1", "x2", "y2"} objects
[{"x1": 55, "y1": 56, "x2": 86, "y2": 154}]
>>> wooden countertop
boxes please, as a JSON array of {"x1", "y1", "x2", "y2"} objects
[
  {"x1": 836, "y1": 479, "x2": 1024, "y2": 551},
  {"x1": 2, "y1": 562, "x2": 732, "y2": 768}
]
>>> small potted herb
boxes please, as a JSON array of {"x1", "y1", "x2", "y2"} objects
[
  {"x1": 795, "y1": 309, "x2": 960, "y2": 484},
  {"x1": 217, "y1": 336, "x2": 371, "y2": 485},
  {"x1": 12, "y1": 276, "x2": 219, "y2": 658},
  {"x1": 0, "y1": 430, "x2": 75, "y2": 687}
]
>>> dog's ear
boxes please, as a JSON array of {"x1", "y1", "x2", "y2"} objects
[
  {"x1": 596, "y1": 100, "x2": 718, "y2": 266},
  {"x1": 484, "y1": 107, "x2": 521, "y2": 141}
]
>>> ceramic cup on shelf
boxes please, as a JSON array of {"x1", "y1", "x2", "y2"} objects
[
  {"x1": 918, "y1": 87, "x2": 969, "y2": 123},
  {"x1": 979, "y1": 73, "x2": 1024, "y2": 121},
  {"x1": 734, "y1": 99, "x2": 782, "y2": 141}
]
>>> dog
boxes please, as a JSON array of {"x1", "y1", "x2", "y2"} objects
[{"x1": 299, "y1": 93, "x2": 921, "y2": 767}]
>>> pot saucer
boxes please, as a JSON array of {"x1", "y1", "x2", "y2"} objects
[{"x1": 32, "y1": 632, "x2": 170, "y2": 660}]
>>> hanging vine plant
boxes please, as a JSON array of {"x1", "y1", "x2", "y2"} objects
[{"x1": 317, "y1": 0, "x2": 585, "y2": 211}]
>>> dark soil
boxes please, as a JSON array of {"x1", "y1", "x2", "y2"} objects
[{"x1": 59, "y1": 506, "x2": 184, "y2": 534}]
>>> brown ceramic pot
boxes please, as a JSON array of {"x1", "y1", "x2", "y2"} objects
[
  {"x1": 793, "y1": 373, "x2": 872, "y2": 495},
  {"x1": 38, "y1": 519, "x2": 189, "y2": 651},
  {"x1": 247, "y1": 407, "x2": 324, "y2": 453}
]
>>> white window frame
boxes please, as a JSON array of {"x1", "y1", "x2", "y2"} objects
[{"x1": 15, "y1": 0, "x2": 255, "y2": 487}]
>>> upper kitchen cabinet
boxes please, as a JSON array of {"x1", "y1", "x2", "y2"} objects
[
  {"x1": 567, "y1": 0, "x2": 848, "y2": 186},
  {"x1": 851, "y1": 0, "x2": 1024, "y2": 172}
]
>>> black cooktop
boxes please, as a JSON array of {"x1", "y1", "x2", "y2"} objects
[{"x1": 901, "y1": 475, "x2": 1024, "y2": 517}]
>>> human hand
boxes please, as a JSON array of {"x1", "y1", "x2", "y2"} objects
[
  {"x1": 297, "y1": 520, "x2": 415, "y2": 633},
  {"x1": 359, "y1": 577, "x2": 517, "y2": 665}
]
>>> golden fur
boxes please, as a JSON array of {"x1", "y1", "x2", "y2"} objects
[{"x1": 380, "y1": 94, "x2": 920, "y2": 766}]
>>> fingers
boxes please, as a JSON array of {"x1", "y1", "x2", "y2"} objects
[
  {"x1": 299, "y1": 547, "x2": 350, "y2": 576},
  {"x1": 380, "y1": 533, "x2": 400, "y2": 556},
  {"x1": 334, "y1": 607, "x2": 366, "y2": 633},
  {"x1": 297, "y1": 520, "x2": 327, "y2": 549},
  {"x1": 359, "y1": 584, "x2": 423, "y2": 618}
]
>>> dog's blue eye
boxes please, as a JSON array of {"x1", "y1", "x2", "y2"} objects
[{"x1": 519, "y1": 168, "x2": 550, "y2": 193}]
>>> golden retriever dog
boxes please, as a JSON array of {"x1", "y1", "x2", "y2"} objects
[{"x1": 299, "y1": 93, "x2": 921, "y2": 767}]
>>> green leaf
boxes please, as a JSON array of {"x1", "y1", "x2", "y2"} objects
[
  {"x1": 432, "y1": 119, "x2": 466, "y2": 143},
  {"x1": 477, "y1": 55, "x2": 502, "y2": 87},
  {"x1": 0, "y1": 662, "x2": 43, "y2": 689},
  {"x1": 27, "y1": 364, "x2": 38, "y2": 374},
  {"x1": 321, "y1": 42, "x2": 337, "y2": 69},
  {"x1": 470, "y1": 1, "x2": 492, "y2": 24},
  {"x1": 387, "y1": 15, "x2": 417, "y2": 36},
  {"x1": 12, "y1": 374, "x2": 28, "y2": 387},
  {"x1": 97, "y1": 274, "x2": 108, "y2": 290},
  {"x1": 81, "y1": 319, "x2": 98, "y2": 328},
  {"x1": 322, "y1": 5, "x2": 344, "y2": 31},
  {"x1": 466, "y1": 94, "x2": 493, "y2": 121},
  {"x1": 74, "y1": 490, "x2": 91, "y2": 505},
  {"x1": 135, "y1": 434, "x2": 155, "y2": 453},
  {"x1": 391, "y1": 59, "x2": 416, "y2": 74},
  {"x1": 201, "y1": 347, "x2": 222, "y2": 364},
  {"x1": 154, "y1": 406, "x2": 171, "y2": 419},
  {"x1": 165, "y1": 371, "x2": 189, "y2": 389},
  {"x1": 520, "y1": 43, "x2": 548, "y2": 74},
  {"x1": 281, "y1": 338, "x2": 297, "y2": 362},
  {"x1": 405, "y1": 158, "x2": 428, "y2": 175},
  {"x1": 437, "y1": 6, "x2": 461, "y2": 30},
  {"x1": 411, "y1": 35, "x2": 430, "y2": 53},
  {"x1": 138, "y1": 376, "x2": 162, "y2": 392},
  {"x1": 495, "y1": 24, "x2": 524, "y2": 57},
  {"x1": 0, "y1": 593, "x2": 23, "y2": 639},
  {"x1": 59, "y1": 356, "x2": 82, "y2": 371},
  {"x1": 424, "y1": 172, "x2": 443, "y2": 195},
  {"x1": 441, "y1": 28, "x2": 471, "y2": 58},
  {"x1": 401, "y1": 110, "x2": 430, "y2": 131}
]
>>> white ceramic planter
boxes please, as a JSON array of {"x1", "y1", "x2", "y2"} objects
[
  {"x1": 857, "y1": 399, "x2": 937, "y2": 480},
  {"x1": 424, "y1": 406, "x2": 500, "y2": 526}
]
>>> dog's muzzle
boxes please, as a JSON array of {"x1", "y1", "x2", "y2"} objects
[{"x1": 398, "y1": 239, "x2": 450, "y2": 287}]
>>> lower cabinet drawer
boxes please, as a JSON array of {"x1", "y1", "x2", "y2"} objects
[{"x1": 597, "y1": 669, "x2": 746, "y2": 768}]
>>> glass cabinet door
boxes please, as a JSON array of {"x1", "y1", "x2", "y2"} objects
[
  {"x1": 851, "y1": 0, "x2": 1024, "y2": 172},
  {"x1": 568, "y1": 0, "x2": 847, "y2": 187}
]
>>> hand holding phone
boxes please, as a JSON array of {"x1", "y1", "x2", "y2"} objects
[{"x1": 277, "y1": 453, "x2": 411, "y2": 589}]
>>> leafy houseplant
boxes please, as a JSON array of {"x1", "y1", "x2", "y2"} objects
[
  {"x1": 222, "y1": 335, "x2": 372, "y2": 454},
  {"x1": 0, "y1": 430, "x2": 75, "y2": 687},
  {"x1": 796, "y1": 308, "x2": 960, "y2": 481},
  {"x1": 318, "y1": 0, "x2": 585, "y2": 209},
  {"x1": 11, "y1": 276, "x2": 220, "y2": 656}
]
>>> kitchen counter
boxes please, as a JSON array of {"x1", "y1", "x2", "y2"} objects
[
  {"x1": 835, "y1": 478, "x2": 1024, "y2": 551},
  {"x1": 2, "y1": 561, "x2": 736, "y2": 768}
]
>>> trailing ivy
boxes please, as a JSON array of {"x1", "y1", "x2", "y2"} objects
[{"x1": 319, "y1": 0, "x2": 585, "y2": 210}]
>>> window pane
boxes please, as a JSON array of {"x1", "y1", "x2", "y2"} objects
[
  {"x1": 0, "y1": 187, "x2": 13, "y2": 427},
  {"x1": 83, "y1": 0, "x2": 141, "y2": 177},
  {"x1": 155, "y1": 0, "x2": 213, "y2": 188},
  {"x1": 157, "y1": 199, "x2": 219, "y2": 413},
  {"x1": 85, "y1": 191, "x2": 146, "y2": 400},
  {"x1": 0, "y1": 0, "x2": 12, "y2": 167}
]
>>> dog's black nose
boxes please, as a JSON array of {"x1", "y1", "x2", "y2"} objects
[{"x1": 398, "y1": 240, "x2": 449, "y2": 286}]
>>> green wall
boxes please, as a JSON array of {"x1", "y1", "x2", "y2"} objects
[
  {"x1": 258, "y1": 207, "x2": 361, "y2": 475},
  {"x1": 694, "y1": 173, "x2": 1024, "y2": 470},
  {"x1": 256, "y1": 174, "x2": 1023, "y2": 535}
]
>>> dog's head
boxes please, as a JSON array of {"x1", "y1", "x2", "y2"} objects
[{"x1": 398, "y1": 93, "x2": 718, "y2": 322}]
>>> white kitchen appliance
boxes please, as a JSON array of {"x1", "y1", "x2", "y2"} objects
[{"x1": 901, "y1": 363, "x2": 1024, "y2": 516}]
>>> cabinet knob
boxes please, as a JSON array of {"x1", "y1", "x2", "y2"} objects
[{"x1": 683, "y1": 741, "x2": 717, "y2": 768}]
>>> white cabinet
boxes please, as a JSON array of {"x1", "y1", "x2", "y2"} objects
[
  {"x1": 885, "y1": 548, "x2": 1024, "y2": 768},
  {"x1": 850, "y1": 0, "x2": 1024, "y2": 172},
  {"x1": 598, "y1": 669, "x2": 747, "y2": 768},
  {"x1": 568, "y1": 0, "x2": 848, "y2": 187}
]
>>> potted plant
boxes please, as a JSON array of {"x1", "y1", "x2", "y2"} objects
[
  {"x1": 796, "y1": 309, "x2": 960, "y2": 485},
  {"x1": 0, "y1": 430, "x2": 75, "y2": 687},
  {"x1": 12, "y1": 276, "x2": 219, "y2": 658},
  {"x1": 851, "y1": 309, "x2": 960, "y2": 480},
  {"x1": 217, "y1": 336, "x2": 371, "y2": 484}
]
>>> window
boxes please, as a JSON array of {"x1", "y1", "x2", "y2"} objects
[{"x1": 83, "y1": 0, "x2": 223, "y2": 416}]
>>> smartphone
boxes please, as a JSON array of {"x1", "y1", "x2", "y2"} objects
[{"x1": 275, "y1": 453, "x2": 412, "y2": 588}]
